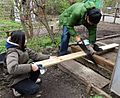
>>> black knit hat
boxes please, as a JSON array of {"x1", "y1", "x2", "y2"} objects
[{"x1": 87, "y1": 8, "x2": 102, "y2": 24}]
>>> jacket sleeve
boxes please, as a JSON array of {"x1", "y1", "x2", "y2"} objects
[
  {"x1": 66, "y1": 11, "x2": 80, "y2": 36},
  {"x1": 26, "y1": 48, "x2": 50, "y2": 61},
  {"x1": 87, "y1": 25, "x2": 97, "y2": 44},
  {"x1": 6, "y1": 51, "x2": 32, "y2": 75}
]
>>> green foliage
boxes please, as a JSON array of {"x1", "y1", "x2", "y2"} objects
[
  {"x1": 46, "y1": 0, "x2": 118, "y2": 15},
  {"x1": 0, "y1": 19, "x2": 22, "y2": 53},
  {"x1": 46, "y1": 0, "x2": 70, "y2": 14},
  {"x1": 0, "y1": 19, "x2": 22, "y2": 37},
  {"x1": 27, "y1": 35, "x2": 61, "y2": 52},
  {"x1": 0, "y1": 35, "x2": 61, "y2": 53},
  {"x1": 103, "y1": 0, "x2": 115, "y2": 7},
  {"x1": 0, "y1": 0, "x2": 14, "y2": 19},
  {"x1": 0, "y1": 38, "x2": 6, "y2": 53}
]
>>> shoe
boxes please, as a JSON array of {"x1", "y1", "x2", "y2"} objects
[
  {"x1": 58, "y1": 51, "x2": 71, "y2": 56},
  {"x1": 36, "y1": 78, "x2": 42, "y2": 84},
  {"x1": 93, "y1": 44, "x2": 103, "y2": 52},
  {"x1": 12, "y1": 88, "x2": 21, "y2": 97}
]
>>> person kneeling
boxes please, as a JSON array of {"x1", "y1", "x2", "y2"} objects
[{"x1": 6, "y1": 30, "x2": 50, "y2": 97}]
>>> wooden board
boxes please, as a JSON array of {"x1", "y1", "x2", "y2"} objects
[
  {"x1": 35, "y1": 51, "x2": 86, "y2": 68},
  {"x1": 71, "y1": 43, "x2": 118, "y2": 71},
  {"x1": 60, "y1": 60, "x2": 110, "y2": 89},
  {"x1": 34, "y1": 43, "x2": 118, "y2": 68},
  {"x1": 93, "y1": 55, "x2": 114, "y2": 71},
  {"x1": 71, "y1": 43, "x2": 119, "y2": 53}
]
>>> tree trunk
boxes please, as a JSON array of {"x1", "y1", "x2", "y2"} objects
[{"x1": 10, "y1": 5, "x2": 15, "y2": 21}]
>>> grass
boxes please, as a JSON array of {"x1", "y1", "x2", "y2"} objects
[
  {"x1": 0, "y1": 19, "x2": 22, "y2": 53},
  {"x1": 0, "y1": 39, "x2": 6, "y2": 53},
  {"x1": 0, "y1": 19, "x2": 22, "y2": 37}
]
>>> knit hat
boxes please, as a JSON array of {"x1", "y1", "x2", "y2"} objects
[{"x1": 87, "y1": 8, "x2": 102, "y2": 24}]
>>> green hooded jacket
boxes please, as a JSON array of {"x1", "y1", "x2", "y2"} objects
[{"x1": 59, "y1": 1, "x2": 98, "y2": 44}]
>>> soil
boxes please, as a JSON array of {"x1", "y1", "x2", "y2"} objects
[{"x1": 0, "y1": 22, "x2": 120, "y2": 98}]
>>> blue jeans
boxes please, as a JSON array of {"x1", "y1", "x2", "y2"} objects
[
  {"x1": 12, "y1": 70, "x2": 40, "y2": 95},
  {"x1": 59, "y1": 26, "x2": 70, "y2": 56}
]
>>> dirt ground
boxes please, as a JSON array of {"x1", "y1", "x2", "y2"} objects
[{"x1": 0, "y1": 22, "x2": 120, "y2": 98}]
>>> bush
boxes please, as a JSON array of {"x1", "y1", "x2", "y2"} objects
[
  {"x1": 0, "y1": 20, "x2": 22, "y2": 37},
  {"x1": 46, "y1": 0, "x2": 70, "y2": 15},
  {"x1": 0, "y1": 39, "x2": 6, "y2": 53},
  {"x1": 27, "y1": 35, "x2": 61, "y2": 52}
]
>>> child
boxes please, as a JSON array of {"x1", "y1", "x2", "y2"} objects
[{"x1": 6, "y1": 30, "x2": 50, "y2": 97}]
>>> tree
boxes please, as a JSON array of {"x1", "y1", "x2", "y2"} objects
[
  {"x1": 0, "y1": 0, "x2": 14, "y2": 19},
  {"x1": 14, "y1": 0, "x2": 33, "y2": 38},
  {"x1": 32, "y1": 0, "x2": 56, "y2": 44},
  {"x1": 46, "y1": 0, "x2": 70, "y2": 14}
]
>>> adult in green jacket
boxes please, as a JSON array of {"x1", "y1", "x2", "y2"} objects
[{"x1": 59, "y1": 1, "x2": 102, "y2": 56}]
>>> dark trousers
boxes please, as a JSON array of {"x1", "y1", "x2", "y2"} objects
[
  {"x1": 12, "y1": 70, "x2": 40, "y2": 95},
  {"x1": 59, "y1": 26, "x2": 70, "y2": 56}
]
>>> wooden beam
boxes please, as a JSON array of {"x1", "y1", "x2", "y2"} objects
[
  {"x1": 71, "y1": 43, "x2": 118, "y2": 71},
  {"x1": 71, "y1": 43, "x2": 118, "y2": 52},
  {"x1": 91, "y1": 84, "x2": 112, "y2": 98},
  {"x1": 75, "y1": 57, "x2": 112, "y2": 79},
  {"x1": 100, "y1": 43, "x2": 118, "y2": 51},
  {"x1": 59, "y1": 60, "x2": 111, "y2": 98},
  {"x1": 59, "y1": 60, "x2": 110, "y2": 89},
  {"x1": 97, "y1": 34, "x2": 120, "y2": 41},
  {"x1": 34, "y1": 43, "x2": 118, "y2": 68},
  {"x1": 93, "y1": 55, "x2": 114, "y2": 71},
  {"x1": 35, "y1": 51, "x2": 86, "y2": 68}
]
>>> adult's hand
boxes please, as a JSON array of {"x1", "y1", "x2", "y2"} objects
[
  {"x1": 86, "y1": 44, "x2": 96, "y2": 54},
  {"x1": 75, "y1": 35, "x2": 81, "y2": 42}
]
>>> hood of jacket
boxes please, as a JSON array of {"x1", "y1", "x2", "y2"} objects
[
  {"x1": 5, "y1": 37, "x2": 19, "y2": 49},
  {"x1": 84, "y1": 1, "x2": 95, "y2": 10}
]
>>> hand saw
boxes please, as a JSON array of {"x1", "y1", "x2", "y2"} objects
[{"x1": 77, "y1": 39, "x2": 98, "y2": 66}]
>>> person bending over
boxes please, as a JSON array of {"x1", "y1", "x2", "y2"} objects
[{"x1": 59, "y1": 1, "x2": 102, "y2": 56}]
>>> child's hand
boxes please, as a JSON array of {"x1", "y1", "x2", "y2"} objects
[
  {"x1": 49, "y1": 56, "x2": 57, "y2": 59},
  {"x1": 31, "y1": 63, "x2": 39, "y2": 71}
]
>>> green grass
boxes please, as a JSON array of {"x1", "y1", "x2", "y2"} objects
[
  {"x1": 0, "y1": 39, "x2": 6, "y2": 53},
  {"x1": 0, "y1": 19, "x2": 22, "y2": 37},
  {"x1": 0, "y1": 19, "x2": 22, "y2": 53}
]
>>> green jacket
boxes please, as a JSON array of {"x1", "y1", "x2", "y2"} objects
[{"x1": 59, "y1": 1, "x2": 97, "y2": 44}]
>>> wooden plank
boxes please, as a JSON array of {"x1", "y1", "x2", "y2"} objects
[
  {"x1": 97, "y1": 34, "x2": 120, "y2": 41},
  {"x1": 93, "y1": 55, "x2": 114, "y2": 71},
  {"x1": 100, "y1": 43, "x2": 118, "y2": 51},
  {"x1": 34, "y1": 43, "x2": 118, "y2": 68},
  {"x1": 75, "y1": 57, "x2": 112, "y2": 79},
  {"x1": 71, "y1": 43, "x2": 118, "y2": 55},
  {"x1": 60, "y1": 60, "x2": 110, "y2": 89},
  {"x1": 35, "y1": 51, "x2": 86, "y2": 68},
  {"x1": 71, "y1": 43, "x2": 118, "y2": 71},
  {"x1": 71, "y1": 43, "x2": 118, "y2": 52},
  {"x1": 91, "y1": 84, "x2": 112, "y2": 98}
]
